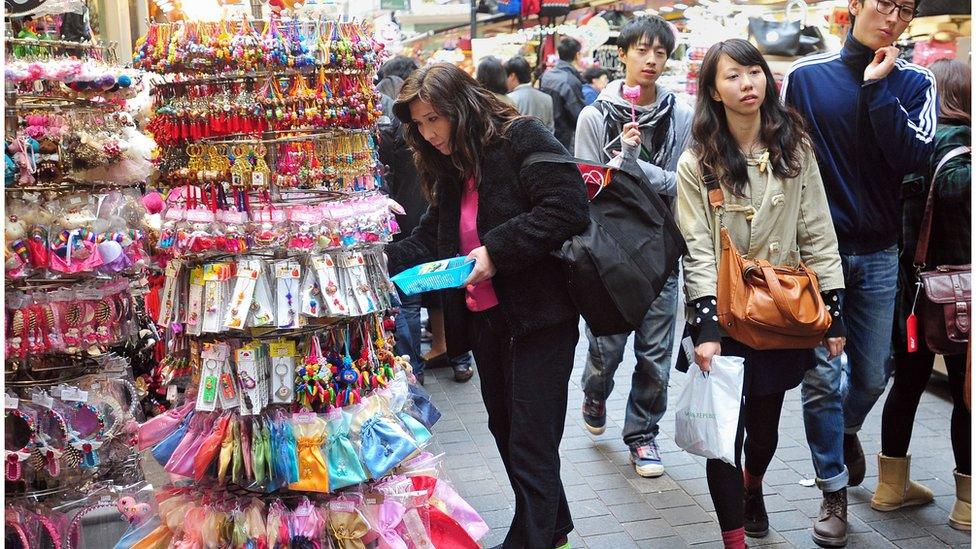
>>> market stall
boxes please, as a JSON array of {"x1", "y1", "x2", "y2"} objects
[{"x1": 5, "y1": 12, "x2": 489, "y2": 548}]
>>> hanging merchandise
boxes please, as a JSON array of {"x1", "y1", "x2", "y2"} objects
[
  {"x1": 114, "y1": 14, "x2": 488, "y2": 549},
  {"x1": 116, "y1": 463, "x2": 489, "y2": 548},
  {"x1": 538, "y1": 0, "x2": 571, "y2": 18},
  {"x1": 4, "y1": 30, "x2": 155, "y2": 535}
]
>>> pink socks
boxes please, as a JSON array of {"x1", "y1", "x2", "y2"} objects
[{"x1": 722, "y1": 527, "x2": 746, "y2": 549}]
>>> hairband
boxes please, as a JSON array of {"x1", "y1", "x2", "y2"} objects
[
  {"x1": 5, "y1": 409, "x2": 37, "y2": 481},
  {"x1": 67, "y1": 402, "x2": 105, "y2": 469},
  {"x1": 65, "y1": 500, "x2": 121, "y2": 549},
  {"x1": 32, "y1": 405, "x2": 69, "y2": 478},
  {"x1": 27, "y1": 509, "x2": 63, "y2": 549},
  {"x1": 5, "y1": 518, "x2": 29, "y2": 549}
]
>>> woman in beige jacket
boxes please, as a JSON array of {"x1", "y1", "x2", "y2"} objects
[{"x1": 675, "y1": 40, "x2": 846, "y2": 549}]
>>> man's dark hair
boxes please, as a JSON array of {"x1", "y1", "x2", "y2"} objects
[
  {"x1": 557, "y1": 37, "x2": 582, "y2": 62},
  {"x1": 618, "y1": 15, "x2": 675, "y2": 57},
  {"x1": 581, "y1": 67, "x2": 607, "y2": 84},
  {"x1": 504, "y1": 56, "x2": 533, "y2": 84},
  {"x1": 475, "y1": 56, "x2": 510, "y2": 95},
  {"x1": 379, "y1": 55, "x2": 420, "y2": 82}
]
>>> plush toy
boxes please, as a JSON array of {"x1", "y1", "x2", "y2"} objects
[{"x1": 7, "y1": 139, "x2": 38, "y2": 186}]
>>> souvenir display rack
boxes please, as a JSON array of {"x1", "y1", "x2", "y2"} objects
[
  {"x1": 4, "y1": 32, "x2": 160, "y2": 549},
  {"x1": 121, "y1": 16, "x2": 489, "y2": 548}
]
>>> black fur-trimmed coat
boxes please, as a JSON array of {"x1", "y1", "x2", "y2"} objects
[{"x1": 385, "y1": 117, "x2": 590, "y2": 357}]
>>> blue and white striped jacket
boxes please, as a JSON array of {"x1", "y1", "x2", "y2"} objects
[{"x1": 781, "y1": 33, "x2": 938, "y2": 255}]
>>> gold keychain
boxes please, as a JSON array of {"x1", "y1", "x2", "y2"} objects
[
  {"x1": 252, "y1": 144, "x2": 271, "y2": 187},
  {"x1": 186, "y1": 144, "x2": 205, "y2": 179},
  {"x1": 230, "y1": 145, "x2": 252, "y2": 187}
]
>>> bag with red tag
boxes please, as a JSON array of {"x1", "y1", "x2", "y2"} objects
[{"x1": 907, "y1": 145, "x2": 971, "y2": 355}]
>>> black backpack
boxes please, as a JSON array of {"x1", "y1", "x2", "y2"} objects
[{"x1": 523, "y1": 152, "x2": 686, "y2": 336}]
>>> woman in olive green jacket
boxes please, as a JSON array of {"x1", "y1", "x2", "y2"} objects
[{"x1": 675, "y1": 40, "x2": 846, "y2": 549}]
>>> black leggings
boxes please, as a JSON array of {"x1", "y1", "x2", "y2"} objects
[
  {"x1": 881, "y1": 350, "x2": 970, "y2": 474},
  {"x1": 707, "y1": 391, "x2": 787, "y2": 532}
]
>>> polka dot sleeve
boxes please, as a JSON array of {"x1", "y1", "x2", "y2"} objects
[
  {"x1": 822, "y1": 289, "x2": 847, "y2": 339},
  {"x1": 690, "y1": 295, "x2": 721, "y2": 344}
]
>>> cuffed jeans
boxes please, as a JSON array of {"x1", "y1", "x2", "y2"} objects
[
  {"x1": 801, "y1": 246, "x2": 898, "y2": 492},
  {"x1": 394, "y1": 290, "x2": 424, "y2": 376},
  {"x1": 582, "y1": 271, "x2": 678, "y2": 447}
]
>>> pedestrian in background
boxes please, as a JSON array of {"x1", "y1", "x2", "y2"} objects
[
  {"x1": 875, "y1": 57, "x2": 971, "y2": 531},
  {"x1": 574, "y1": 15, "x2": 692, "y2": 478},
  {"x1": 541, "y1": 37, "x2": 586, "y2": 151},
  {"x1": 476, "y1": 56, "x2": 516, "y2": 106},
  {"x1": 581, "y1": 66, "x2": 610, "y2": 105},
  {"x1": 505, "y1": 55, "x2": 554, "y2": 132}
]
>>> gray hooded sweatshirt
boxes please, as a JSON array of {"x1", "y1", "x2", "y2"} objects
[{"x1": 574, "y1": 79, "x2": 694, "y2": 199}]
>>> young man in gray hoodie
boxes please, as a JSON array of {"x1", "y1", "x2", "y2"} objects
[{"x1": 575, "y1": 15, "x2": 693, "y2": 477}]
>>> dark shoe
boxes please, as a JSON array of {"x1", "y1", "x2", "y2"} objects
[
  {"x1": 744, "y1": 488, "x2": 769, "y2": 538},
  {"x1": 414, "y1": 371, "x2": 425, "y2": 386},
  {"x1": 630, "y1": 440, "x2": 665, "y2": 478},
  {"x1": 812, "y1": 488, "x2": 848, "y2": 547},
  {"x1": 453, "y1": 362, "x2": 474, "y2": 382},
  {"x1": 423, "y1": 353, "x2": 450, "y2": 370},
  {"x1": 581, "y1": 396, "x2": 606, "y2": 435},
  {"x1": 844, "y1": 433, "x2": 865, "y2": 487}
]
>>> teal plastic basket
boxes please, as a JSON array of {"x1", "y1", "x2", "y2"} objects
[{"x1": 391, "y1": 257, "x2": 475, "y2": 295}]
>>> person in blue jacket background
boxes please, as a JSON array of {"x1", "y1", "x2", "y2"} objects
[{"x1": 781, "y1": 0, "x2": 937, "y2": 546}]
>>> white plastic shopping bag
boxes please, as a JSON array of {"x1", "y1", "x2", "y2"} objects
[{"x1": 674, "y1": 355, "x2": 745, "y2": 465}]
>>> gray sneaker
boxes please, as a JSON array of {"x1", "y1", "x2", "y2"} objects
[{"x1": 630, "y1": 440, "x2": 665, "y2": 478}]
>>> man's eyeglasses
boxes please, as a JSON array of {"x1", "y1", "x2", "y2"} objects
[{"x1": 874, "y1": 0, "x2": 918, "y2": 22}]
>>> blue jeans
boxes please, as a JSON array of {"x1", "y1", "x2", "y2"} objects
[
  {"x1": 394, "y1": 290, "x2": 424, "y2": 376},
  {"x1": 582, "y1": 271, "x2": 678, "y2": 447},
  {"x1": 801, "y1": 246, "x2": 898, "y2": 492}
]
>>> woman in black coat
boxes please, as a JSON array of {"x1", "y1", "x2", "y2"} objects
[{"x1": 386, "y1": 62, "x2": 589, "y2": 549}]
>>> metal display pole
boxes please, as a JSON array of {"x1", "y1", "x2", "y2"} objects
[{"x1": 470, "y1": 0, "x2": 477, "y2": 39}]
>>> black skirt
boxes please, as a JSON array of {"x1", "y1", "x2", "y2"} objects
[
  {"x1": 721, "y1": 337, "x2": 815, "y2": 396},
  {"x1": 680, "y1": 323, "x2": 815, "y2": 396}
]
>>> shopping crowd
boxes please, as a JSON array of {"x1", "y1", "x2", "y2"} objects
[{"x1": 378, "y1": 1, "x2": 971, "y2": 548}]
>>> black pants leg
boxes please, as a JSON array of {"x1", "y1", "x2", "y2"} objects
[
  {"x1": 882, "y1": 350, "x2": 971, "y2": 474},
  {"x1": 469, "y1": 308, "x2": 579, "y2": 549},
  {"x1": 706, "y1": 391, "x2": 787, "y2": 532}
]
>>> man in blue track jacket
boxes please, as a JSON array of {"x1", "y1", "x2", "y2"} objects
[{"x1": 781, "y1": 0, "x2": 937, "y2": 546}]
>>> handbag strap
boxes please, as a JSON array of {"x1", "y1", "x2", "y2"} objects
[
  {"x1": 913, "y1": 145, "x2": 971, "y2": 270},
  {"x1": 757, "y1": 260, "x2": 822, "y2": 325}
]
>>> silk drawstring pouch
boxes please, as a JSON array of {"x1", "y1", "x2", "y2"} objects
[
  {"x1": 325, "y1": 409, "x2": 368, "y2": 490},
  {"x1": 352, "y1": 395, "x2": 419, "y2": 479},
  {"x1": 288, "y1": 413, "x2": 329, "y2": 493}
]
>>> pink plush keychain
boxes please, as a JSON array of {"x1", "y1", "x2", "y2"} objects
[{"x1": 622, "y1": 84, "x2": 641, "y2": 124}]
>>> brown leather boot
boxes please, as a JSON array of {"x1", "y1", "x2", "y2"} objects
[{"x1": 812, "y1": 488, "x2": 848, "y2": 547}]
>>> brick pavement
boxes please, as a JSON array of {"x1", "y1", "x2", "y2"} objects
[{"x1": 422, "y1": 322, "x2": 972, "y2": 548}]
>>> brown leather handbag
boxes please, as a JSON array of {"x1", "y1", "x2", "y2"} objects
[
  {"x1": 703, "y1": 170, "x2": 832, "y2": 350},
  {"x1": 913, "y1": 145, "x2": 971, "y2": 355}
]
